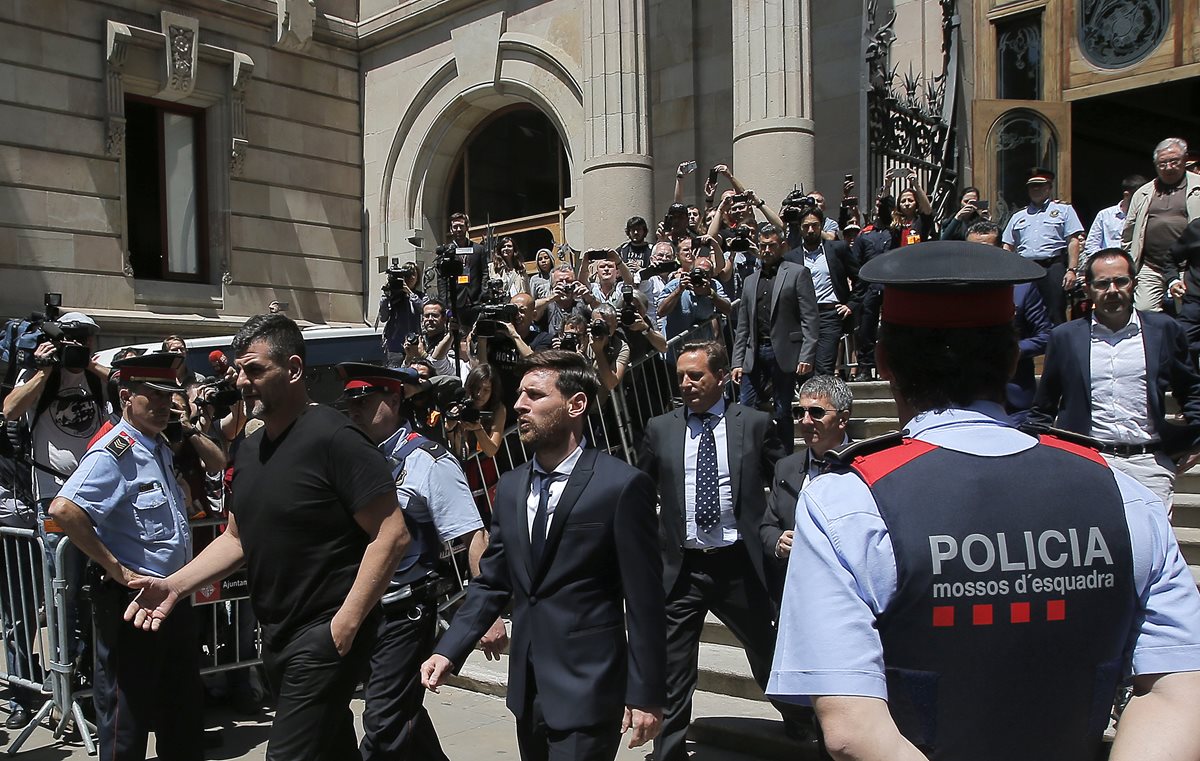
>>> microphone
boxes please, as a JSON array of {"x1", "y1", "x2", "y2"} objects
[{"x1": 209, "y1": 350, "x2": 229, "y2": 374}]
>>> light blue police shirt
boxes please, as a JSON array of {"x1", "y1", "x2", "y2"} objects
[
  {"x1": 767, "y1": 403, "x2": 1200, "y2": 704},
  {"x1": 56, "y1": 419, "x2": 191, "y2": 578},
  {"x1": 1002, "y1": 200, "x2": 1085, "y2": 260},
  {"x1": 383, "y1": 423, "x2": 482, "y2": 571}
]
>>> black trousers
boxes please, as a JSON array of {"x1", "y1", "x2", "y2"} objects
[
  {"x1": 360, "y1": 599, "x2": 447, "y2": 761},
  {"x1": 654, "y1": 544, "x2": 779, "y2": 761},
  {"x1": 515, "y1": 662, "x2": 623, "y2": 761},
  {"x1": 814, "y1": 307, "x2": 844, "y2": 376},
  {"x1": 855, "y1": 287, "x2": 882, "y2": 372},
  {"x1": 92, "y1": 582, "x2": 203, "y2": 761},
  {"x1": 1033, "y1": 256, "x2": 1068, "y2": 325},
  {"x1": 260, "y1": 614, "x2": 376, "y2": 761}
]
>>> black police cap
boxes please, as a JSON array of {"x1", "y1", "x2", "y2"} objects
[
  {"x1": 112, "y1": 352, "x2": 186, "y2": 393},
  {"x1": 336, "y1": 362, "x2": 425, "y2": 399}
]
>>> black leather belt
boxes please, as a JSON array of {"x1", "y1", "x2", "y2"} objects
[
  {"x1": 1097, "y1": 441, "x2": 1161, "y2": 456},
  {"x1": 684, "y1": 542, "x2": 741, "y2": 556}
]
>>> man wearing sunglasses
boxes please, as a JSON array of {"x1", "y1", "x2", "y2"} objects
[
  {"x1": 1029, "y1": 247, "x2": 1200, "y2": 514},
  {"x1": 760, "y1": 375, "x2": 853, "y2": 606}
]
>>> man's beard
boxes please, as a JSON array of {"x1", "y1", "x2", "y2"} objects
[{"x1": 518, "y1": 405, "x2": 568, "y2": 449}]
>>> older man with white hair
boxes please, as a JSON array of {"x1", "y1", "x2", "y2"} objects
[{"x1": 1123, "y1": 137, "x2": 1200, "y2": 311}]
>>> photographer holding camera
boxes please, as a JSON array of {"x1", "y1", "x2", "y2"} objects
[
  {"x1": 638, "y1": 241, "x2": 680, "y2": 330},
  {"x1": 433, "y1": 212, "x2": 488, "y2": 329},
  {"x1": 580, "y1": 248, "x2": 634, "y2": 308},
  {"x1": 379, "y1": 259, "x2": 426, "y2": 365},
  {"x1": 444, "y1": 364, "x2": 507, "y2": 461},
  {"x1": 586, "y1": 305, "x2": 631, "y2": 395},
  {"x1": 658, "y1": 247, "x2": 731, "y2": 343},
  {"x1": 551, "y1": 314, "x2": 590, "y2": 355},
  {"x1": 471, "y1": 293, "x2": 552, "y2": 411},
  {"x1": 403, "y1": 299, "x2": 467, "y2": 381},
  {"x1": 534, "y1": 265, "x2": 597, "y2": 339}
]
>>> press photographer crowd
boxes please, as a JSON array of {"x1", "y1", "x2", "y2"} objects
[{"x1": 0, "y1": 136, "x2": 1199, "y2": 761}]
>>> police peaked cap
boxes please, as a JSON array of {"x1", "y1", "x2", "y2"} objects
[
  {"x1": 859, "y1": 240, "x2": 1046, "y2": 328},
  {"x1": 112, "y1": 352, "x2": 186, "y2": 393},
  {"x1": 336, "y1": 362, "x2": 426, "y2": 399}
]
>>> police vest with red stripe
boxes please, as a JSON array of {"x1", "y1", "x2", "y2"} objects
[{"x1": 832, "y1": 432, "x2": 1136, "y2": 761}]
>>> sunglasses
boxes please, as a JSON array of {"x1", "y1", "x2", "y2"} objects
[
  {"x1": 1090, "y1": 276, "x2": 1132, "y2": 290},
  {"x1": 793, "y1": 405, "x2": 835, "y2": 421}
]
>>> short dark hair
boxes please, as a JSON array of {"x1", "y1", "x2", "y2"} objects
[
  {"x1": 626, "y1": 216, "x2": 648, "y2": 233},
  {"x1": 1122, "y1": 175, "x2": 1148, "y2": 194},
  {"x1": 161, "y1": 334, "x2": 185, "y2": 350},
  {"x1": 449, "y1": 211, "x2": 470, "y2": 226},
  {"x1": 678, "y1": 340, "x2": 729, "y2": 374},
  {"x1": 966, "y1": 220, "x2": 1003, "y2": 243},
  {"x1": 520, "y1": 350, "x2": 600, "y2": 412},
  {"x1": 423, "y1": 298, "x2": 448, "y2": 316},
  {"x1": 1084, "y1": 248, "x2": 1136, "y2": 284},
  {"x1": 799, "y1": 207, "x2": 826, "y2": 225},
  {"x1": 231, "y1": 313, "x2": 305, "y2": 365},
  {"x1": 757, "y1": 222, "x2": 782, "y2": 240},
  {"x1": 880, "y1": 322, "x2": 1016, "y2": 411}
]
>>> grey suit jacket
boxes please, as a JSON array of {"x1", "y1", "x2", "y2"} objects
[{"x1": 732, "y1": 261, "x2": 820, "y2": 374}]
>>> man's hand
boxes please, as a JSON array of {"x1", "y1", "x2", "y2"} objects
[
  {"x1": 731, "y1": 367, "x2": 743, "y2": 384},
  {"x1": 1170, "y1": 280, "x2": 1187, "y2": 299},
  {"x1": 329, "y1": 612, "x2": 356, "y2": 657},
  {"x1": 835, "y1": 303, "x2": 852, "y2": 318},
  {"x1": 1062, "y1": 269, "x2": 1078, "y2": 291},
  {"x1": 621, "y1": 707, "x2": 662, "y2": 748},
  {"x1": 480, "y1": 618, "x2": 508, "y2": 660},
  {"x1": 32, "y1": 341, "x2": 56, "y2": 368},
  {"x1": 796, "y1": 362, "x2": 812, "y2": 377},
  {"x1": 776, "y1": 530, "x2": 794, "y2": 559},
  {"x1": 124, "y1": 575, "x2": 181, "y2": 632},
  {"x1": 421, "y1": 654, "x2": 455, "y2": 693}
]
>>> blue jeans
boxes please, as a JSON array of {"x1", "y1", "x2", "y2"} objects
[{"x1": 739, "y1": 343, "x2": 797, "y2": 453}]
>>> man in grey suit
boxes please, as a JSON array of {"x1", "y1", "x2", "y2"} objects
[
  {"x1": 638, "y1": 341, "x2": 793, "y2": 760},
  {"x1": 732, "y1": 223, "x2": 821, "y2": 452}
]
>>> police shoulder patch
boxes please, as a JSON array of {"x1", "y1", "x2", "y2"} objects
[
  {"x1": 827, "y1": 430, "x2": 903, "y2": 466},
  {"x1": 105, "y1": 431, "x2": 135, "y2": 458},
  {"x1": 418, "y1": 439, "x2": 451, "y2": 460}
]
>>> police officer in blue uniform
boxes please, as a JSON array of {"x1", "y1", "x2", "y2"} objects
[
  {"x1": 1002, "y1": 167, "x2": 1085, "y2": 325},
  {"x1": 49, "y1": 352, "x2": 201, "y2": 761},
  {"x1": 766, "y1": 241, "x2": 1200, "y2": 761},
  {"x1": 336, "y1": 362, "x2": 494, "y2": 761}
]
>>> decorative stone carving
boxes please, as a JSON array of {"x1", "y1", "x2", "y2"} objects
[
  {"x1": 105, "y1": 22, "x2": 132, "y2": 158},
  {"x1": 230, "y1": 54, "x2": 254, "y2": 176},
  {"x1": 1078, "y1": 0, "x2": 1169, "y2": 69},
  {"x1": 275, "y1": 0, "x2": 316, "y2": 51},
  {"x1": 161, "y1": 12, "x2": 199, "y2": 98}
]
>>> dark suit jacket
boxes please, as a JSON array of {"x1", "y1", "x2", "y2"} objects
[
  {"x1": 731, "y1": 261, "x2": 820, "y2": 374},
  {"x1": 1007, "y1": 282, "x2": 1053, "y2": 417},
  {"x1": 782, "y1": 240, "x2": 858, "y2": 311},
  {"x1": 434, "y1": 448, "x2": 665, "y2": 729},
  {"x1": 1028, "y1": 310, "x2": 1200, "y2": 455},
  {"x1": 637, "y1": 403, "x2": 786, "y2": 593}
]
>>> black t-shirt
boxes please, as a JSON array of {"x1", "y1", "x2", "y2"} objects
[
  {"x1": 230, "y1": 405, "x2": 394, "y2": 649},
  {"x1": 616, "y1": 240, "x2": 651, "y2": 269}
]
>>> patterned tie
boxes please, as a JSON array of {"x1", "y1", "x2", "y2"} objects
[
  {"x1": 530, "y1": 471, "x2": 560, "y2": 566},
  {"x1": 694, "y1": 413, "x2": 721, "y2": 532}
]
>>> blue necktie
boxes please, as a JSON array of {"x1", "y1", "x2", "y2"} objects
[
  {"x1": 531, "y1": 471, "x2": 560, "y2": 566},
  {"x1": 694, "y1": 413, "x2": 721, "y2": 532}
]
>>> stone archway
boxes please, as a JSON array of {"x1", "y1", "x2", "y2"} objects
[{"x1": 372, "y1": 30, "x2": 586, "y2": 279}]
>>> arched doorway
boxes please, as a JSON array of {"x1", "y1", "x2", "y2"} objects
[{"x1": 445, "y1": 106, "x2": 572, "y2": 270}]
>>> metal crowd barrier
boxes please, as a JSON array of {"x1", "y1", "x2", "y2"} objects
[{"x1": 0, "y1": 526, "x2": 54, "y2": 755}]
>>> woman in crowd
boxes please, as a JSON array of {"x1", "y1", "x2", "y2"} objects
[
  {"x1": 445, "y1": 363, "x2": 507, "y2": 461},
  {"x1": 489, "y1": 236, "x2": 527, "y2": 297},
  {"x1": 528, "y1": 247, "x2": 556, "y2": 300},
  {"x1": 888, "y1": 167, "x2": 936, "y2": 246},
  {"x1": 938, "y1": 186, "x2": 989, "y2": 241}
]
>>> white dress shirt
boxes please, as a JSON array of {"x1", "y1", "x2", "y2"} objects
[
  {"x1": 527, "y1": 445, "x2": 585, "y2": 542},
  {"x1": 683, "y1": 398, "x2": 738, "y2": 548},
  {"x1": 1084, "y1": 203, "x2": 1127, "y2": 258},
  {"x1": 1089, "y1": 310, "x2": 1153, "y2": 444}
]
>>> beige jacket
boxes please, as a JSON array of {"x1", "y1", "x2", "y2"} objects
[{"x1": 1122, "y1": 173, "x2": 1200, "y2": 270}]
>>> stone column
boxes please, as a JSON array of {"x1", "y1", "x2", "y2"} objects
[
  {"x1": 732, "y1": 0, "x2": 816, "y2": 208},
  {"x1": 580, "y1": 0, "x2": 654, "y2": 248}
]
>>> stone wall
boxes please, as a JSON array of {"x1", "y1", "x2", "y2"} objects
[{"x1": 0, "y1": 0, "x2": 364, "y2": 342}]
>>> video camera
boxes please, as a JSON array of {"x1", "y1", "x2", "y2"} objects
[
  {"x1": 474, "y1": 303, "x2": 520, "y2": 339},
  {"x1": 443, "y1": 387, "x2": 494, "y2": 427},
  {"x1": 433, "y1": 243, "x2": 464, "y2": 279},
  {"x1": 559, "y1": 332, "x2": 580, "y2": 353},
  {"x1": 483, "y1": 278, "x2": 509, "y2": 306},
  {"x1": 780, "y1": 189, "x2": 820, "y2": 225},
  {"x1": 620, "y1": 289, "x2": 638, "y2": 326},
  {"x1": 727, "y1": 226, "x2": 755, "y2": 253},
  {"x1": 385, "y1": 258, "x2": 420, "y2": 299},
  {"x1": 1, "y1": 293, "x2": 64, "y2": 375},
  {"x1": 198, "y1": 377, "x2": 242, "y2": 410}
]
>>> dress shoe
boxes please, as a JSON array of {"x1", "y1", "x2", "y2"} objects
[{"x1": 5, "y1": 708, "x2": 29, "y2": 730}]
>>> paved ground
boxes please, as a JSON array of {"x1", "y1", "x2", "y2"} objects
[{"x1": 0, "y1": 687, "x2": 765, "y2": 760}]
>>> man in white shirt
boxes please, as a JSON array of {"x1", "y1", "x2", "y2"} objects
[
  {"x1": 1029, "y1": 248, "x2": 1200, "y2": 512},
  {"x1": 1083, "y1": 175, "x2": 1145, "y2": 261}
]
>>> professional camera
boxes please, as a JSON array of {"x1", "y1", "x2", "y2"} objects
[
  {"x1": 780, "y1": 189, "x2": 819, "y2": 224},
  {"x1": 663, "y1": 202, "x2": 687, "y2": 229},
  {"x1": 727, "y1": 226, "x2": 754, "y2": 253},
  {"x1": 620, "y1": 289, "x2": 638, "y2": 326},
  {"x1": 404, "y1": 333, "x2": 421, "y2": 349},
  {"x1": 483, "y1": 278, "x2": 508, "y2": 305},
  {"x1": 589, "y1": 320, "x2": 610, "y2": 339},
  {"x1": 639, "y1": 260, "x2": 680, "y2": 280},
  {"x1": 474, "y1": 303, "x2": 520, "y2": 339},
  {"x1": 559, "y1": 333, "x2": 580, "y2": 353},
  {"x1": 433, "y1": 243, "x2": 464, "y2": 278},
  {"x1": 688, "y1": 268, "x2": 709, "y2": 289},
  {"x1": 443, "y1": 388, "x2": 494, "y2": 427},
  {"x1": 385, "y1": 258, "x2": 420, "y2": 298},
  {"x1": 199, "y1": 377, "x2": 241, "y2": 409},
  {"x1": 1, "y1": 293, "x2": 64, "y2": 374}
]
